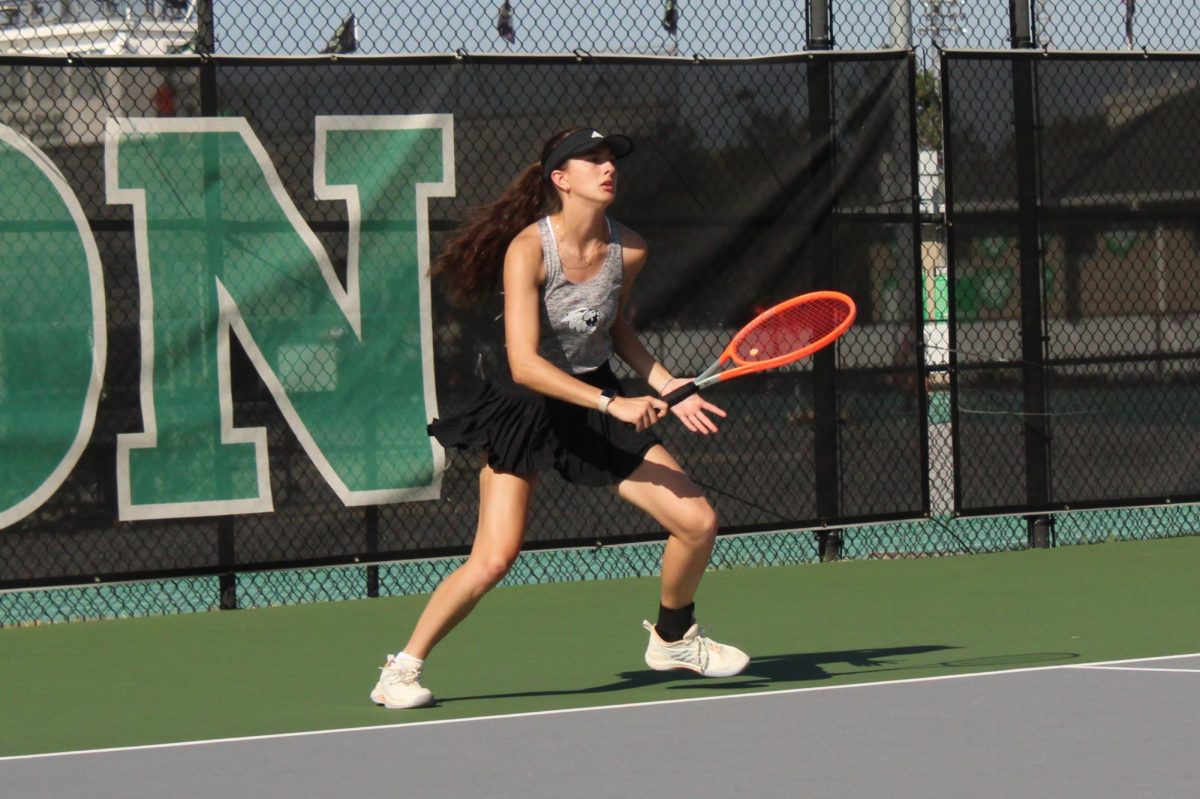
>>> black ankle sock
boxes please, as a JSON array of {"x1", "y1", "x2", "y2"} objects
[{"x1": 655, "y1": 602, "x2": 695, "y2": 642}]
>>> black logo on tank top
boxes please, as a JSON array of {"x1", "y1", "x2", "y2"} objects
[{"x1": 563, "y1": 307, "x2": 601, "y2": 333}]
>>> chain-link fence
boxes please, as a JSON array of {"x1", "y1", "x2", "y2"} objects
[
  {"x1": 944, "y1": 50, "x2": 1200, "y2": 515},
  {"x1": 1, "y1": 50, "x2": 925, "y2": 615},
  {"x1": 4, "y1": 3, "x2": 1200, "y2": 59},
  {"x1": 5, "y1": 1, "x2": 1200, "y2": 624},
  {"x1": 18, "y1": 2, "x2": 820, "y2": 57}
]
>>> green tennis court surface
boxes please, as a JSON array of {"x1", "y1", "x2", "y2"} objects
[{"x1": 3, "y1": 535, "x2": 1199, "y2": 758}]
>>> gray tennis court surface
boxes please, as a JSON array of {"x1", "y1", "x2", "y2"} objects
[{"x1": 3, "y1": 653, "x2": 1197, "y2": 798}]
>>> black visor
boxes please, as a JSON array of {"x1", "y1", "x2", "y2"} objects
[{"x1": 542, "y1": 129, "x2": 634, "y2": 182}]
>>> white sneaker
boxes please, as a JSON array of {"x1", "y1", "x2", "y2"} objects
[
  {"x1": 370, "y1": 655, "x2": 434, "y2": 709},
  {"x1": 642, "y1": 620, "x2": 749, "y2": 677}
]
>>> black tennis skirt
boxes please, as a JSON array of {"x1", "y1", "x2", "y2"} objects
[{"x1": 427, "y1": 362, "x2": 661, "y2": 486}]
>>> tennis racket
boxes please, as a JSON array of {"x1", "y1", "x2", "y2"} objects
[{"x1": 662, "y1": 290, "x2": 857, "y2": 407}]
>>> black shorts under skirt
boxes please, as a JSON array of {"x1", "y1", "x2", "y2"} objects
[{"x1": 427, "y1": 362, "x2": 661, "y2": 486}]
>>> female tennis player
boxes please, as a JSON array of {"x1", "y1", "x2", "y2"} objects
[{"x1": 370, "y1": 127, "x2": 749, "y2": 709}]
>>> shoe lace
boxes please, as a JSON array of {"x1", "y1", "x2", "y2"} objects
[
  {"x1": 696, "y1": 627, "x2": 735, "y2": 666},
  {"x1": 382, "y1": 661, "x2": 421, "y2": 686},
  {"x1": 690, "y1": 627, "x2": 719, "y2": 670}
]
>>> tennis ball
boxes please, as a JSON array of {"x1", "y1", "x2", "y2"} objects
[{"x1": 749, "y1": 347, "x2": 760, "y2": 356}]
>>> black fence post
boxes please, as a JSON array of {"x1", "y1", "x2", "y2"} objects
[
  {"x1": 816, "y1": 529, "x2": 843, "y2": 562},
  {"x1": 1009, "y1": 0, "x2": 1036, "y2": 49},
  {"x1": 218, "y1": 518, "x2": 237, "y2": 609},
  {"x1": 196, "y1": 0, "x2": 215, "y2": 55},
  {"x1": 1027, "y1": 514, "x2": 1054, "y2": 548},
  {"x1": 808, "y1": 0, "x2": 843, "y2": 560},
  {"x1": 806, "y1": 0, "x2": 834, "y2": 50},
  {"x1": 365, "y1": 506, "x2": 380, "y2": 598},
  {"x1": 198, "y1": 3, "x2": 237, "y2": 605},
  {"x1": 1010, "y1": 2, "x2": 1052, "y2": 545}
]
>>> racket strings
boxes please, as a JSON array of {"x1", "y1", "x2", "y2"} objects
[{"x1": 735, "y1": 298, "x2": 853, "y2": 363}]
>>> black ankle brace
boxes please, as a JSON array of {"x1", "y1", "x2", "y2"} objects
[{"x1": 655, "y1": 602, "x2": 696, "y2": 642}]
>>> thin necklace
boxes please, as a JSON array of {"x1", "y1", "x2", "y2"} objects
[{"x1": 554, "y1": 218, "x2": 603, "y2": 270}]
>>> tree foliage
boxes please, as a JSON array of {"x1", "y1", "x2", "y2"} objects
[{"x1": 915, "y1": 67, "x2": 942, "y2": 151}]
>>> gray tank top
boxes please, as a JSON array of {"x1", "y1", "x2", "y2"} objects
[{"x1": 537, "y1": 216, "x2": 623, "y2": 375}]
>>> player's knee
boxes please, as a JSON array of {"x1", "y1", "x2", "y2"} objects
[
  {"x1": 677, "y1": 503, "x2": 718, "y2": 548},
  {"x1": 469, "y1": 552, "x2": 518, "y2": 589},
  {"x1": 698, "y1": 505, "x2": 719, "y2": 543}
]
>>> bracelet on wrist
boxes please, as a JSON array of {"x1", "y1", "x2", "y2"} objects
[{"x1": 659, "y1": 377, "x2": 679, "y2": 396}]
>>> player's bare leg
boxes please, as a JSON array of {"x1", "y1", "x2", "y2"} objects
[
  {"x1": 371, "y1": 464, "x2": 535, "y2": 708},
  {"x1": 616, "y1": 445, "x2": 748, "y2": 677},
  {"x1": 404, "y1": 464, "x2": 536, "y2": 658},
  {"x1": 616, "y1": 444, "x2": 715, "y2": 607}
]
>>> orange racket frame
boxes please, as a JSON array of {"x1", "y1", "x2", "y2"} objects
[{"x1": 662, "y1": 290, "x2": 857, "y2": 406}]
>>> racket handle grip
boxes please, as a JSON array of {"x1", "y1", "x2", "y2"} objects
[{"x1": 662, "y1": 381, "x2": 700, "y2": 407}]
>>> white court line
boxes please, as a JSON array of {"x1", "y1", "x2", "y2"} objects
[
  {"x1": 1071, "y1": 665, "x2": 1200, "y2": 674},
  {"x1": 3, "y1": 650, "x2": 1198, "y2": 764}
]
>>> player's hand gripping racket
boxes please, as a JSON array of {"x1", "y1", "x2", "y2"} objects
[{"x1": 662, "y1": 291, "x2": 857, "y2": 407}]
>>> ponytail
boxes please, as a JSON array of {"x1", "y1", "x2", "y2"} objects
[
  {"x1": 434, "y1": 127, "x2": 588, "y2": 307},
  {"x1": 433, "y1": 163, "x2": 559, "y2": 307}
]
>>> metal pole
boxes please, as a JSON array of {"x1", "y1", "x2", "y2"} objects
[
  {"x1": 1027, "y1": 515, "x2": 1054, "y2": 548},
  {"x1": 196, "y1": 0, "x2": 215, "y2": 54},
  {"x1": 807, "y1": 0, "x2": 833, "y2": 50},
  {"x1": 201, "y1": 0, "x2": 232, "y2": 599},
  {"x1": 218, "y1": 519, "x2": 238, "y2": 609},
  {"x1": 889, "y1": 0, "x2": 912, "y2": 49},
  {"x1": 1011, "y1": 2, "x2": 1051, "y2": 546},
  {"x1": 365, "y1": 506, "x2": 380, "y2": 598},
  {"x1": 1010, "y1": 0, "x2": 1035, "y2": 49},
  {"x1": 807, "y1": 0, "x2": 841, "y2": 560}
]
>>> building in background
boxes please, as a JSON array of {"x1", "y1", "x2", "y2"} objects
[
  {"x1": 1, "y1": 1, "x2": 196, "y2": 54},
  {"x1": 1, "y1": 2, "x2": 197, "y2": 146}
]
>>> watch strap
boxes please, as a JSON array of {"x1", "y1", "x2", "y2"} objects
[{"x1": 597, "y1": 387, "x2": 617, "y2": 414}]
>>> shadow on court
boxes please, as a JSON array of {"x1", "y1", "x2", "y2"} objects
[{"x1": 439, "y1": 644, "x2": 974, "y2": 704}]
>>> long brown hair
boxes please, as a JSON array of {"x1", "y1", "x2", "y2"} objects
[{"x1": 433, "y1": 128, "x2": 583, "y2": 306}]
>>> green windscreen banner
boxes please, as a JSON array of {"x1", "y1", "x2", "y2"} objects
[
  {"x1": 106, "y1": 116, "x2": 451, "y2": 520},
  {"x1": 0, "y1": 126, "x2": 106, "y2": 530}
]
